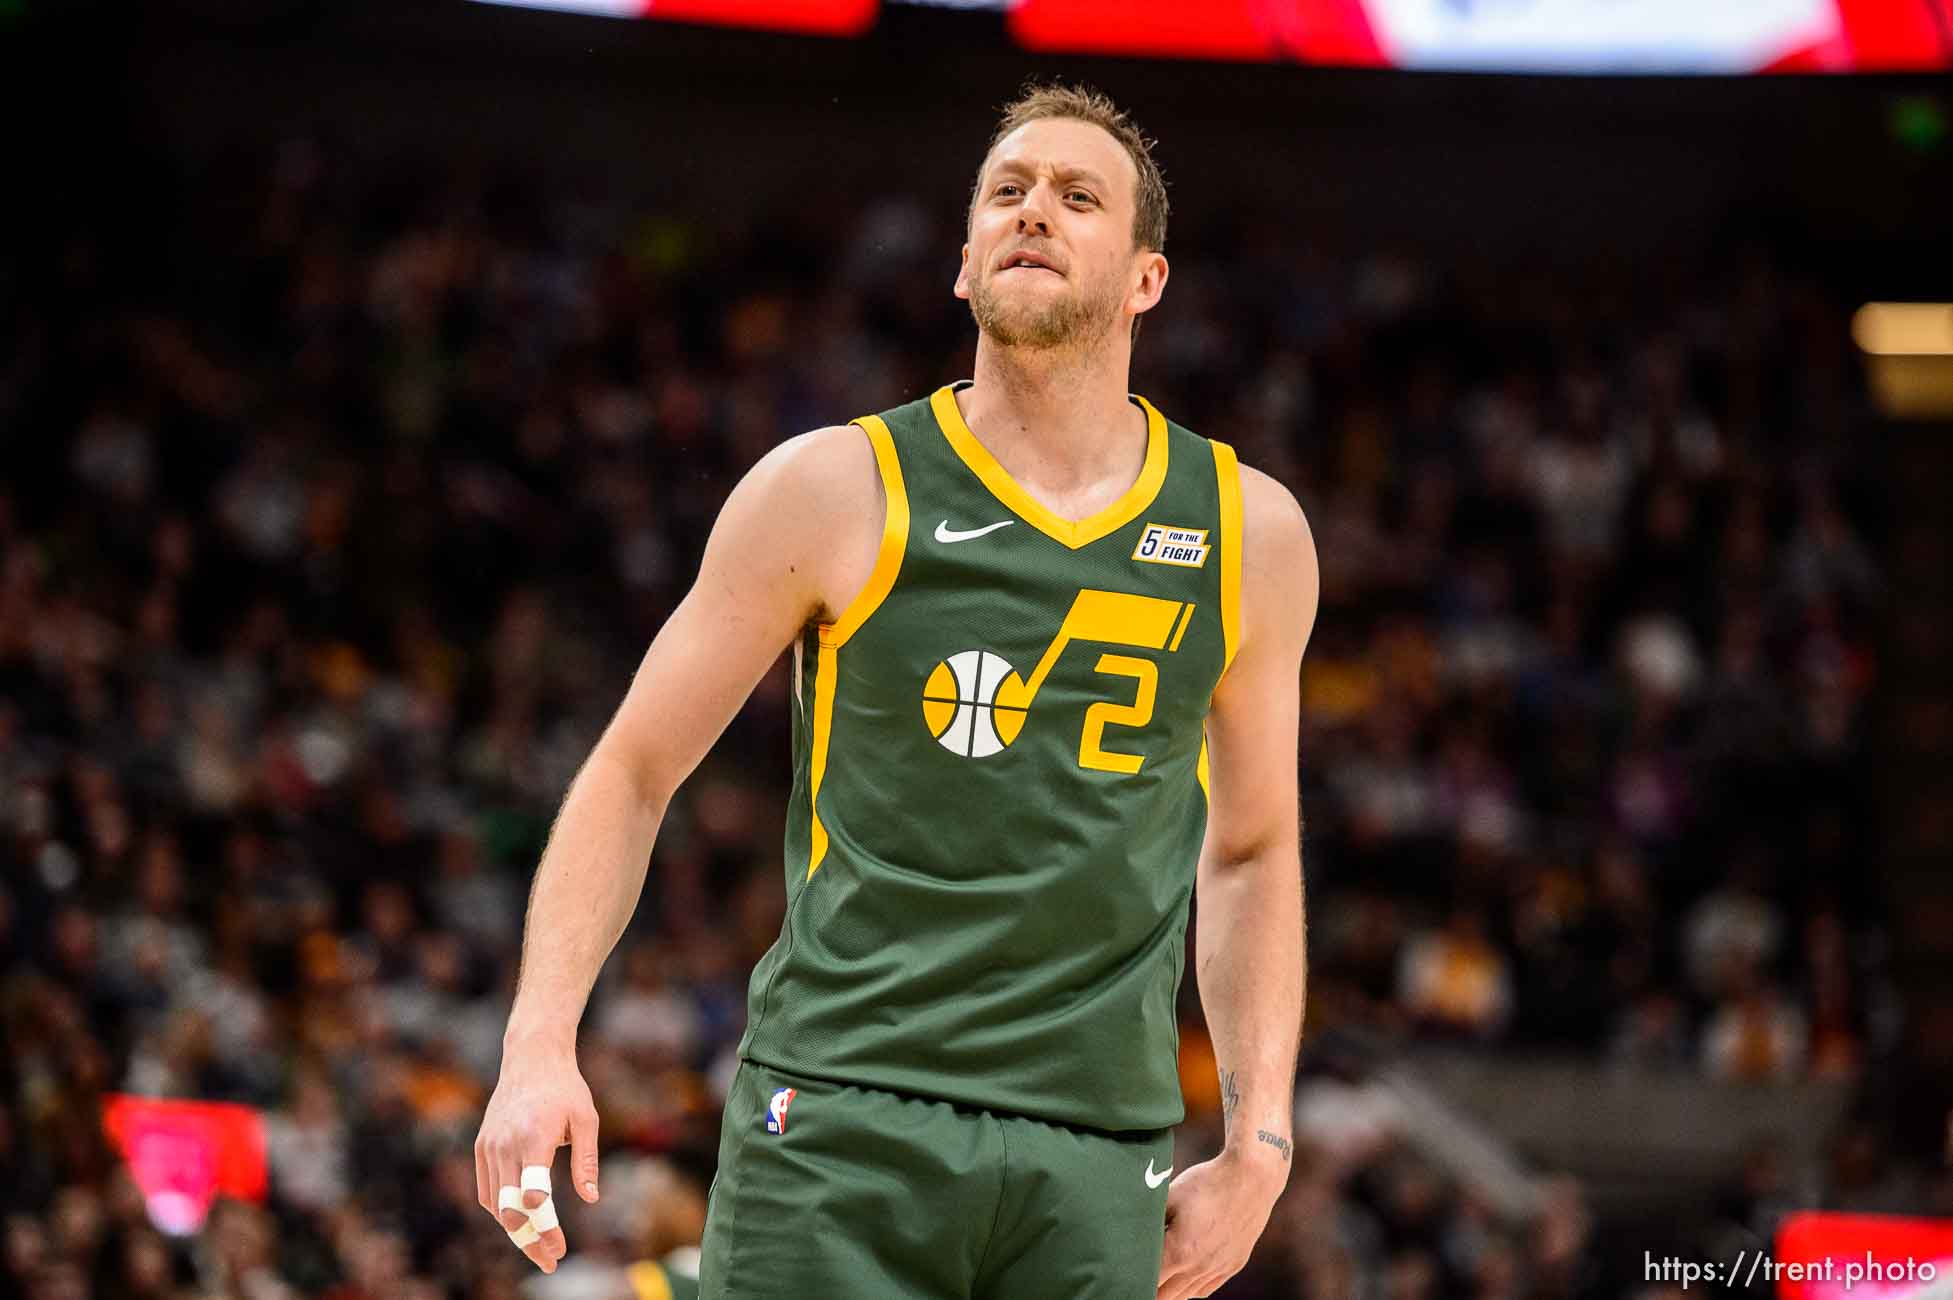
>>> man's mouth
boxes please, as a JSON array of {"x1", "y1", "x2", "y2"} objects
[{"x1": 999, "y1": 252, "x2": 1063, "y2": 276}]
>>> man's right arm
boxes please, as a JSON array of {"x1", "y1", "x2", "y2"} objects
[
  {"x1": 474, "y1": 423, "x2": 882, "y2": 1273},
  {"x1": 503, "y1": 423, "x2": 880, "y2": 1050}
]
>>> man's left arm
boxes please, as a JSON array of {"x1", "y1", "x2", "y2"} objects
[{"x1": 1156, "y1": 465, "x2": 1318, "y2": 1300}]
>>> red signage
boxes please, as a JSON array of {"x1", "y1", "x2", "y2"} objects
[
  {"x1": 646, "y1": 0, "x2": 875, "y2": 34},
  {"x1": 1007, "y1": 0, "x2": 1951, "y2": 72},
  {"x1": 470, "y1": 0, "x2": 877, "y2": 35},
  {"x1": 102, "y1": 1095, "x2": 269, "y2": 1236},
  {"x1": 1774, "y1": 1213, "x2": 1953, "y2": 1298}
]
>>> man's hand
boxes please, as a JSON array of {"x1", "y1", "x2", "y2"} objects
[
  {"x1": 1155, "y1": 1146, "x2": 1290, "y2": 1300},
  {"x1": 473, "y1": 1042, "x2": 601, "y2": 1274}
]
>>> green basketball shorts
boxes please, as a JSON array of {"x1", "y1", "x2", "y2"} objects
[{"x1": 698, "y1": 1058, "x2": 1175, "y2": 1298}]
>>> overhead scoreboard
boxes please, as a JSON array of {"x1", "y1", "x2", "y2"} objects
[{"x1": 466, "y1": 0, "x2": 1953, "y2": 72}]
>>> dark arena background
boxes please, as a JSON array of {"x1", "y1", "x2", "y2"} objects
[{"x1": 6, "y1": 1, "x2": 1953, "y2": 1297}]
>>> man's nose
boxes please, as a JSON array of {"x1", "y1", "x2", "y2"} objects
[{"x1": 1016, "y1": 185, "x2": 1053, "y2": 234}]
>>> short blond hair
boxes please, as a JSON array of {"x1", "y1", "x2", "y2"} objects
[{"x1": 972, "y1": 81, "x2": 1170, "y2": 253}]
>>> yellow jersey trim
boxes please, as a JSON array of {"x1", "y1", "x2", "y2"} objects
[
  {"x1": 929, "y1": 384, "x2": 1168, "y2": 551},
  {"x1": 810, "y1": 414, "x2": 908, "y2": 880},
  {"x1": 627, "y1": 1262, "x2": 675, "y2": 1300},
  {"x1": 820, "y1": 415, "x2": 909, "y2": 649},
  {"x1": 808, "y1": 641, "x2": 840, "y2": 879},
  {"x1": 1212, "y1": 439, "x2": 1244, "y2": 675}
]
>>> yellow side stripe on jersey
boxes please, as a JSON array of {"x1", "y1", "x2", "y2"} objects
[
  {"x1": 809, "y1": 640, "x2": 841, "y2": 879},
  {"x1": 1197, "y1": 734, "x2": 1211, "y2": 799},
  {"x1": 822, "y1": 416, "x2": 910, "y2": 649},
  {"x1": 1212, "y1": 439, "x2": 1244, "y2": 675},
  {"x1": 810, "y1": 415, "x2": 909, "y2": 880}
]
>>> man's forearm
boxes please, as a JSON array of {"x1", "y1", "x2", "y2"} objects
[
  {"x1": 503, "y1": 750, "x2": 667, "y2": 1053},
  {"x1": 1196, "y1": 847, "x2": 1306, "y2": 1168}
]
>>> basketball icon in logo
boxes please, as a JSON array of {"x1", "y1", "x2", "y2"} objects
[{"x1": 921, "y1": 650, "x2": 1030, "y2": 758}]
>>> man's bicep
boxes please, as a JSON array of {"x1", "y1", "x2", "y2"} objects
[
  {"x1": 596, "y1": 429, "x2": 873, "y2": 805},
  {"x1": 1202, "y1": 472, "x2": 1318, "y2": 867}
]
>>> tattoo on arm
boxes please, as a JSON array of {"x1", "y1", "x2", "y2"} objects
[
  {"x1": 1219, "y1": 1068, "x2": 1241, "y2": 1133},
  {"x1": 1256, "y1": 1130, "x2": 1293, "y2": 1162}
]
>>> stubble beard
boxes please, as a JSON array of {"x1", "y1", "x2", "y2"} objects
[{"x1": 969, "y1": 265, "x2": 1124, "y2": 352}]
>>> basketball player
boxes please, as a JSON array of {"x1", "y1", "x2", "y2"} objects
[{"x1": 474, "y1": 84, "x2": 1317, "y2": 1300}]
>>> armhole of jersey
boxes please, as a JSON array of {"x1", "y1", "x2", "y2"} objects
[
  {"x1": 819, "y1": 415, "x2": 909, "y2": 649},
  {"x1": 808, "y1": 414, "x2": 906, "y2": 881},
  {"x1": 1212, "y1": 438, "x2": 1245, "y2": 677}
]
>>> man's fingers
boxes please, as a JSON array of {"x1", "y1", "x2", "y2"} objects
[
  {"x1": 497, "y1": 1182, "x2": 534, "y2": 1234},
  {"x1": 507, "y1": 1159, "x2": 567, "y2": 1272},
  {"x1": 520, "y1": 1160, "x2": 553, "y2": 1213},
  {"x1": 498, "y1": 1198, "x2": 561, "y2": 1273},
  {"x1": 569, "y1": 1105, "x2": 600, "y2": 1203},
  {"x1": 474, "y1": 1138, "x2": 493, "y2": 1214},
  {"x1": 517, "y1": 1196, "x2": 566, "y2": 1270},
  {"x1": 1157, "y1": 1222, "x2": 1191, "y2": 1284},
  {"x1": 1156, "y1": 1242, "x2": 1193, "y2": 1299},
  {"x1": 516, "y1": 1230, "x2": 556, "y2": 1273},
  {"x1": 1159, "y1": 1264, "x2": 1226, "y2": 1300},
  {"x1": 483, "y1": 1148, "x2": 554, "y2": 1273},
  {"x1": 491, "y1": 1148, "x2": 519, "y2": 1228},
  {"x1": 1156, "y1": 1218, "x2": 1205, "y2": 1299}
]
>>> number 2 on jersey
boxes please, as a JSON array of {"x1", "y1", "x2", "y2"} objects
[
  {"x1": 1080, "y1": 654, "x2": 1158, "y2": 773},
  {"x1": 983, "y1": 589, "x2": 1195, "y2": 775}
]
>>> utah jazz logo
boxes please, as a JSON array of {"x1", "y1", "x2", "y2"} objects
[
  {"x1": 922, "y1": 589, "x2": 1196, "y2": 772},
  {"x1": 921, "y1": 651, "x2": 1025, "y2": 759}
]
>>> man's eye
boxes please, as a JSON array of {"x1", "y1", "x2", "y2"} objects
[
  {"x1": 1068, "y1": 191, "x2": 1095, "y2": 205},
  {"x1": 996, "y1": 184, "x2": 1021, "y2": 197}
]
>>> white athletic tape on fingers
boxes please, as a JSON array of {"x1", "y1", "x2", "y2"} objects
[
  {"x1": 497, "y1": 1167, "x2": 561, "y2": 1251},
  {"x1": 498, "y1": 1176, "x2": 560, "y2": 1252}
]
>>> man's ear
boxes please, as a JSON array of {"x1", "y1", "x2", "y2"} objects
[
  {"x1": 953, "y1": 243, "x2": 972, "y2": 301},
  {"x1": 1126, "y1": 250, "x2": 1168, "y2": 319}
]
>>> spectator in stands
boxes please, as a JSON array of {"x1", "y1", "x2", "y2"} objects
[{"x1": 1398, "y1": 905, "x2": 1514, "y2": 1040}]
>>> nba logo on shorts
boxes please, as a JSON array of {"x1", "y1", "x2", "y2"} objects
[{"x1": 764, "y1": 1087, "x2": 797, "y2": 1134}]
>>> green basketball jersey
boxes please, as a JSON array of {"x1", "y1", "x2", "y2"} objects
[{"x1": 734, "y1": 381, "x2": 1243, "y2": 1133}]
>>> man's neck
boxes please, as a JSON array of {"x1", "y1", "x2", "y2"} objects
[{"x1": 957, "y1": 332, "x2": 1145, "y2": 497}]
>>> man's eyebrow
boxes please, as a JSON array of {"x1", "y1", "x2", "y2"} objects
[{"x1": 985, "y1": 160, "x2": 1112, "y2": 189}]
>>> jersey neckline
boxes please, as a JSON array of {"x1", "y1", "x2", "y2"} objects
[{"x1": 929, "y1": 381, "x2": 1169, "y2": 551}]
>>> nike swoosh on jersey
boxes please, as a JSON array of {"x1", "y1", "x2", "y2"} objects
[
  {"x1": 1145, "y1": 1159, "x2": 1173, "y2": 1189},
  {"x1": 935, "y1": 519, "x2": 1015, "y2": 544}
]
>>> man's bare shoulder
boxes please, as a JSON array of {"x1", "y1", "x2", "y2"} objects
[
  {"x1": 1238, "y1": 465, "x2": 1313, "y2": 565},
  {"x1": 1236, "y1": 463, "x2": 1319, "y2": 649},
  {"x1": 727, "y1": 423, "x2": 885, "y2": 626},
  {"x1": 745, "y1": 423, "x2": 881, "y2": 518}
]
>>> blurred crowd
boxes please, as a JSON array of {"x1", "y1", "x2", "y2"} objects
[{"x1": 0, "y1": 133, "x2": 1902, "y2": 1298}]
